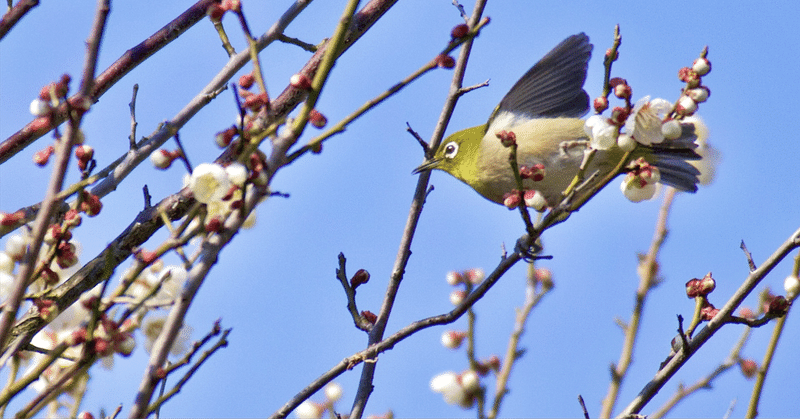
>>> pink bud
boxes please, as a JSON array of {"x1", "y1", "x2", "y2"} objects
[
  {"x1": 309, "y1": 109, "x2": 327, "y2": 128},
  {"x1": 593, "y1": 96, "x2": 609, "y2": 113},
  {"x1": 502, "y1": 191, "x2": 521, "y2": 209},
  {"x1": 239, "y1": 73, "x2": 255, "y2": 89},
  {"x1": 33, "y1": 145, "x2": 55, "y2": 166}
]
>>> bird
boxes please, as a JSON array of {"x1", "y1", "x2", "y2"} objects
[{"x1": 414, "y1": 33, "x2": 701, "y2": 207}]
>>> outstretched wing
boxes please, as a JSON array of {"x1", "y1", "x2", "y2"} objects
[{"x1": 487, "y1": 33, "x2": 593, "y2": 129}]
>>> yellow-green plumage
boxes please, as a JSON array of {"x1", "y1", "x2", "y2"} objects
[{"x1": 415, "y1": 33, "x2": 700, "y2": 206}]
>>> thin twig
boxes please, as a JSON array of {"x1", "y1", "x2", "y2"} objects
[
  {"x1": 599, "y1": 188, "x2": 676, "y2": 418},
  {"x1": 129, "y1": 84, "x2": 139, "y2": 149},
  {"x1": 0, "y1": 0, "x2": 39, "y2": 40},
  {"x1": 349, "y1": 1, "x2": 489, "y2": 417},
  {"x1": 488, "y1": 263, "x2": 552, "y2": 419}
]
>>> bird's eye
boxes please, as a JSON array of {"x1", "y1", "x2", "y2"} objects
[{"x1": 443, "y1": 141, "x2": 459, "y2": 159}]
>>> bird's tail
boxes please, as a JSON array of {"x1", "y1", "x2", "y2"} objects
[{"x1": 643, "y1": 122, "x2": 704, "y2": 192}]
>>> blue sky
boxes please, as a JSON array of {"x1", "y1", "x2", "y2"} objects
[{"x1": 1, "y1": 1, "x2": 799, "y2": 417}]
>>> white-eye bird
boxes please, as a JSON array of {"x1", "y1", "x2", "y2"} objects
[{"x1": 414, "y1": 33, "x2": 700, "y2": 206}]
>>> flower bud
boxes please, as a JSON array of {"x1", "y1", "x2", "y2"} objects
[
  {"x1": 449, "y1": 289, "x2": 466, "y2": 305},
  {"x1": 520, "y1": 164, "x2": 545, "y2": 182},
  {"x1": 290, "y1": 73, "x2": 312, "y2": 90},
  {"x1": 150, "y1": 149, "x2": 175, "y2": 169},
  {"x1": 460, "y1": 370, "x2": 480, "y2": 394},
  {"x1": 215, "y1": 126, "x2": 238, "y2": 148},
  {"x1": 205, "y1": 216, "x2": 223, "y2": 233},
  {"x1": 675, "y1": 96, "x2": 698, "y2": 116},
  {"x1": 29, "y1": 98, "x2": 51, "y2": 116},
  {"x1": 441, "y1": 330, "x2": 466, "y2": 349},
  {"x1": 593, "y1": 96, "x2": 609, "y2": 113},
  {"x1": 361, "y1": 310, "x2": 377, "y2": 324},
  {"x1": 56, "y1": 241, "x2": 78, "y2": 269},
  {"x1": 523, "y1": 190, "x2": 547, "y2": 212},
  {"x1": 465, "y1": 268, "x2": 485, "y2": 284},
  {"x1": 435, "y1": 54, "x2": 455, "y2": 69},
  {"x1": 80, "y1": 191, "x2": 103, "y2": 216},
  {"x1": 739, "y1": 359, "x2": 758, "y2": 379},
  {"x1": 686, "y1": 86, "x2": 710, "y2": 103},
  {"x1": 700, "y1": 303, "x2": 719, "y2": 320},
  {"x1": 766, "y1": 295, "x2": 789, "y2": 317},
  {"x1": 309, "y1": 109, "x2": 327, "y2": 128},
  {"x1": 692, "y1": 57, "x2": 711, "y2": 76},
  {"x1": 445, "y1": 271, "x2": 463, "y2": 286},
  {"x1": 33, "y1": 145, "x2": 55, "y2": 166},
  {"x1": 451, "y1": 24, "x2": 469, "y2": 39},
  {"x1": 243, "y1": 92, "x2": 268, "y2": 111},
  {"x1": 678, "y1": 67, "x2": 700, "y2": 88},
  {"x1": 613, "y1": 83, "x2": 632, "y2": 100},
  {"x1": 610, "y1": 106, "x2": 630, "y2": 126},
  {"x1": 207, "y1": 3, "x2": 225, "y2": 21},
  {"x1": 136, "y1": 248, "x2": 158, "y2": 264},
  {"x1": 64, "y1": 209, "x2": 82, "y2": 228},
  {"x1": 238, "y1": 73, "x2": 255, "y2": 89},
  {"x1": 502, "y1": 191, "x2": 521, "y2": 209},
  {"x1": 66, "y1": 328, "x2": 88, "y2": 346},
  {"x1": 495, "y1": 130, "x2": 516, "y2": 147},
  {"x1": 350, "y1": 269, "x2": 370, "y2": 289}
]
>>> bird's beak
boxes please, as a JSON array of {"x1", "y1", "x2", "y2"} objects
[{"x1": 412, "y1": 157, "x2": 442, "y2": 174}]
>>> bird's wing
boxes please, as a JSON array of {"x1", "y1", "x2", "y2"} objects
[{"x1": 486, "y1": 33, "x2": 593, "y2": 130}]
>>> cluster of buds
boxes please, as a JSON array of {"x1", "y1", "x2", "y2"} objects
[
  {"x1": 66, "y1": 314, "x2": 136, "y2": 357},
  {"x1": 79, "y1": 190, "x2": 103, "y2": 216},
  {"x1": 686, "y1": 272, "x2": 719, "y2": 321},
  {"x1": 206, "y1": 0, "x2": 241, "y2": 22},
  {"x1": 74, "y1": 145, "x2": 94, "y2": 171},
  {"x1": 619, "y1": 158, "x2": 661, "y2": 202},
  {"x1": 685, "y1": 272, "x2": 716, "y2": 298},
  {"x1": 519, "y1": 163, "x2": 545, "y2": 182},
  {"x1": 495, "y1": 130, "x2": 516, "y2": 147},
  {"x1": 501, "y1": 189, "x2": 547, "y2": 212},
  {"x1": 55, "y1": 241, "x2": 79, "y2": 269},
  {"x1": 676, "y1": 57, "x2": 712, "y2": 117},
  {"x1": 446, "y1": 268, "x2": 484, "y2": 306},
  {"x1": 33, "y1": 298, "x2": 58, "y2": 321},
  {"x1": 29, "y1": 74, "x2": 71, "y2": 117},
  {"x1": 430, "y1": 369, "x2": 482, "y2": 409},
  {"x1": 294, "y1": 382, "x2": 344, "y2": 419},
  {"x1": 150, "y1": 148, "x2": 183, "y2": 169}
]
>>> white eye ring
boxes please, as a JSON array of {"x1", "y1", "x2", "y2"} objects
[{"x1": 443, "y1": 141, "x2": 459, "y2": 159}]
